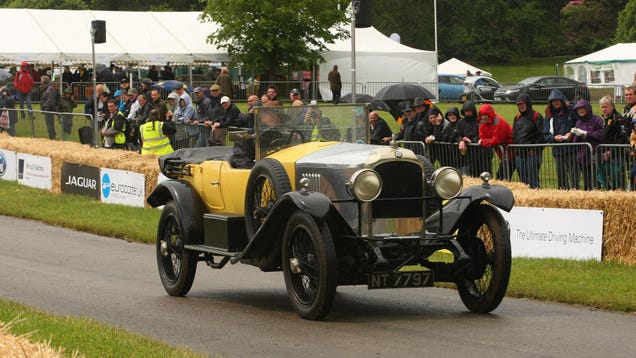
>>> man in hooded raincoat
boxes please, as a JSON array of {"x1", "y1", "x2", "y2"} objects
[
  {"x1": 543, "y1": 89, "x2": 578, "y2": 189},
  {"x1": 512, "y1": 94, "x2": 545, "y2": 189}
]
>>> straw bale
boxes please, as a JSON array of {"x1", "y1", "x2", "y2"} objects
[
  {"x1": 0, "y1": 318, "x2": 75, "y2": 358},
  {"x1": 1, "y1": 134, "x2": 635, "y2": 264},
  {"x1": 0, "y1": 134, "x2": 161, "y2": 198}
]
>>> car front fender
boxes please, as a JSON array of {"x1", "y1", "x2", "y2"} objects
[
  {"x1": 147, "y1": 180, "x2": 205, "y2": 245},
  {"x1": 232, "y1": 191, "x2": 334, "y2": 268},
  {"x1": 425, "y1": 184, "x2": 514, "y2": 234}
]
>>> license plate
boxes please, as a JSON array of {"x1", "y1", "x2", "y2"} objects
[{"x1": 368, "y1": 271, "x2": 434, "y2": 289}]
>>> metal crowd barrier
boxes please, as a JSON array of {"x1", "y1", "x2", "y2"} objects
[
  {"x1": 10, "y1": 80, "x2": 632, "y2": 106},
  {"x1": 395, "y1": 140, "x2": 632, "y2": 191},
  {"x1": 1, "y1": 108, "x2": 93, "y2": 142}
]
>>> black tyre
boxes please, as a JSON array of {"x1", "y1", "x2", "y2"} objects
[
  {"x1": 282, "y1": 211, "x2": 337, "y2": 320},
  {"x1": 244, "y1": 158, "x2": 292, "y2": 238},
  {"x1": 455, "y1": 204, "x2": 511, "y2": 313},
  {"x1": 156, "y1": 201, "x2": 197, "y2": 296}
]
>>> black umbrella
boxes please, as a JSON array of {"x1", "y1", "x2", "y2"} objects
[
  {"x1": 374, "y1": 83, "x2": 435, "y2": 102},
  {"x1": 340, "y1": 93, "x2": 375, "y2": 103},
  {"x1": 0, "y1": 69, "x2": 12, "y2": 82},
  {"x1": 339, "y1": 93, "x2": 392, "y2": 113}
]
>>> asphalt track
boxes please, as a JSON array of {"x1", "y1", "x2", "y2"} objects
[{"x1": 1, "y1": 215, "x2": 634, "y2": 357}]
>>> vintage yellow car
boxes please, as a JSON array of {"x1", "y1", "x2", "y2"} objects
[{"x1": 147, "y1": 104, "x2": 514, "y2": 320}]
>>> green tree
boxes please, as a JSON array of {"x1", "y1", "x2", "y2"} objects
[
  {"x1": 560, "y1": 0, "x2": 616, "y2": 54},
  {"x1": 87, "y1": 0, "x2": 203, "y2": 11},
  {"x1": 201, "y1": 0, "x2": 350, "y2": 80},
  {"x1": 4, "y1": 0, "x2": 88, "y2": 9},
  {"x1": 437, "y1": 0, "x2": 518, "y2": 62},
  {"x1": 614, "y1": 0, "x2": 636, "y2": 42},
  {"x1": 371, "y1": 0, "x2": 435, "y2": 51}
]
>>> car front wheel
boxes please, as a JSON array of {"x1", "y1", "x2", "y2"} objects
[
  {"x1": 282, "y1": 211, "x2": 337, "y2": 320},
  {"x1": 244, "y1": 158, "x2": 292, "y2": 239},
  {"x1": 156, "y1": 201, "x2": 197, "y2": 296},
  {"x1": 455, "y1": 204, "x2": 511, "y2": 313}
]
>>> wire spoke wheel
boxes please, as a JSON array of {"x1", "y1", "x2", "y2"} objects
[
  {"x1": 245, "y1": 158, "x2": 291, "y2": 238},
  {"x1": 156, "y1": 201, "x2": 197, "y2": 296},
  {"x1": 455, "y1": 204, "x2": 511, "y2": 313},
  {"x1": 282, "y1": 212, "x2": 337, "y2": 320}
]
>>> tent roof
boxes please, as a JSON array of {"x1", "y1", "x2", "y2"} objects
[
  {"x1": 438, "y1": 58, "x2": 492, "y2": 77},
  {"x1": 326, "y1": 26, "x2": 428, "y2": 54},
  {"x1": 566, "y1": 43, "x2": 636, "y2": 64},
  {"x1": 318, "y1": 27, "x2": 437, "y2": 98},
  {"x1": 0, "y1": 8, "x2": 227, "y2": 65}
]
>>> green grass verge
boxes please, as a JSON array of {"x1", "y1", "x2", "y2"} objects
[
  {"x1": 0, "y1": 298, "x2": 204, "y2": 358},
  {"x1": 508, "y1": 258, "x2": 636, "y2": 312},
  {"x1": 478, "y1": 56, "x2": 573, "y2": 83},
  {"x1": 0, "y1": 181, "x2": 158, "y2": 244}
]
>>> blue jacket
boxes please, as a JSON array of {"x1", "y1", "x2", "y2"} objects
[{"x1": 544, "y1": 89, "x2": 575, "y2": 156}]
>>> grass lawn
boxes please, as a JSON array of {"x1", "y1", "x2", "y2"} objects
[{"x1": 477, "y1": 56, "x2": 574, "y2": 83}]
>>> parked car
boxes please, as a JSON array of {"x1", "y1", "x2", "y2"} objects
[
  {"x1": 147, "y1": 104, "x2": 514, "y2": 320},
  {"x1": 460, "y1": 76, "x2": 502, "y2": 102},
  {"x1": 494, "y1": 76, "x2": 590, "y2": 103},
  {"x1": 438, "y1": 74, "x2": 465, "y2": 101}
]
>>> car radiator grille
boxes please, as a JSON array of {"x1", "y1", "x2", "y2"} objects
[{"x1": 372, "y1": 161, "x2": 423, "y2": 218}]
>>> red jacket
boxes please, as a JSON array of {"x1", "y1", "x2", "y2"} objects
[
  {"x1": 14, "y1": 61, "x2": 34, "y2": 95},
  {"x1": 478, "y1": 104, "x2": 513, "y2": 159}
]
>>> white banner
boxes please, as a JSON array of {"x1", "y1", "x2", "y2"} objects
[
  {"x1": 500, "y1": 206, "x2": 603, "y2": 261},
  {"x1": 16, "y1": 153, "x2": 52, "y2": 190},
  {"x1": 99, "y1": 168, "x2": 145, "y2": 208},
  {"x1": 0, "y1": 149, "x2": 17, "y2": 181}
]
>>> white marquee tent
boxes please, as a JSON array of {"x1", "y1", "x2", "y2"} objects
[
  {"x1": 319, "y1": 26, "x2": 437, "y2": 99},
  {"x1": 564, "y1": 43, "x2": 636, "y2": 85},
  {"x1": 0, "y1": 9, "x2": 228, "y2": 65},
  {"x1": 437, "y1": 58, "x2": 492, "y2": 78},
  {"x1": 0, "y1": 8, "x2": 438, "y2": 95}
]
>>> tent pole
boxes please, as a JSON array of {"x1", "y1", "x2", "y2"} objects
[
  {"x1": 189, "y1": 65, "x2": 193, "y2": 87},
  {"x1": 91, "y1": 26, "x2": 100, "y2": 148},
  {"x1": 351, "y1": 1, "x2": 357, "y2": 104}
]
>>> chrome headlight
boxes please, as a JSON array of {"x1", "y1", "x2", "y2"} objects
[
  {"x1": 347, "y1": 169, "x2": 382, "y2": 202},
  {"x1": 430, "y1": 167, "x2": 463, "y2": 199}
]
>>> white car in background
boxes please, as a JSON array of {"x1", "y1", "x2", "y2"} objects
[{"x1": 460, "y1": 76, "x2": 502, "y2": 103}]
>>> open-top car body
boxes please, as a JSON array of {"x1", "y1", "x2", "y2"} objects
[{"x1": 147, "y1": 104, "x2": 514, "y2": 320}]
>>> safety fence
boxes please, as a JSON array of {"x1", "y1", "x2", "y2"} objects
[
  {"x1": 9, "y1": 80, "x2": 631, "y2": 105},
  {"x1": 397, "y1": 141, "x2": 634, "y2": 191}
]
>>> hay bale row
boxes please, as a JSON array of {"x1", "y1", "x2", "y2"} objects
[
  {"x1": 0, "y1": 318, "x2": 70, "y2": 358},
  {"x1": 0, "y1": 135, "x2": 160, "y2": 201},
  {"x1": 1, "y1": 134, "x2": 635, "y2": 265}
]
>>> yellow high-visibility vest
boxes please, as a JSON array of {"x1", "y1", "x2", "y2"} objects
[{"x1": 140, "y1": 121, "x2": 173, "y2": 155}]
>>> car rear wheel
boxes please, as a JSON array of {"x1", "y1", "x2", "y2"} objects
[
  {"x1": 157, "y1": 201, "x2": 197, "y2": 296},
  {"x1": 282, "y1": 211, "x2": 337, "y2": 320},
  {"x1": 244, "y1": 158, "x2": 292, "y2": 238},
  {"x1": 455, "y1": 204, "x2": 511, "y2": 313}
]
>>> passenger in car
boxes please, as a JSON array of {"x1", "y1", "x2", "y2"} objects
[
  {"x1": 230, "y1": 107, "x2": 283, "y2": 169},
  {"x1": 302, "y1": 103, "x2": 340, "y2": 142}
]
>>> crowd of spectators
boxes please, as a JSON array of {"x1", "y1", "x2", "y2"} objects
[
  {"x1": 367, "y1": 86, "x2": 636, "y2": 191},
  {"x1": 2, "y1": 62, "x2": 635, "y2": 190}
]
